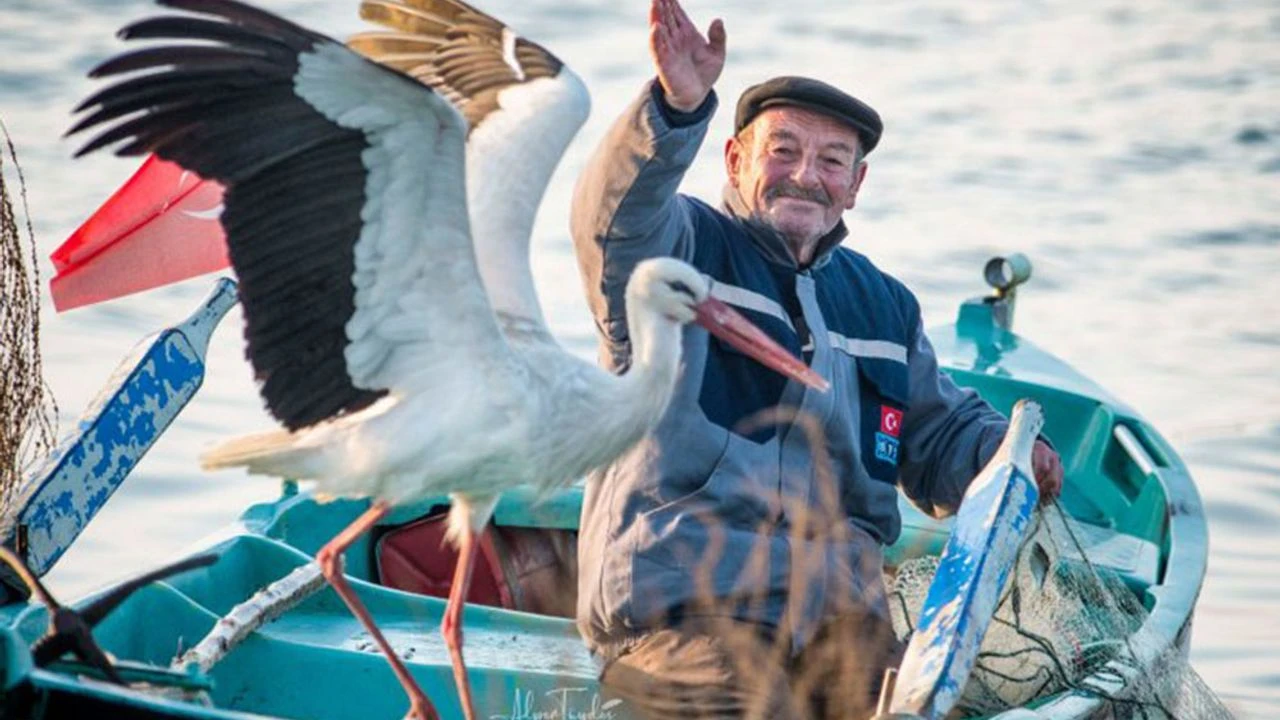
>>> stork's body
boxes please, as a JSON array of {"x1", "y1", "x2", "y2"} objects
[
  {"x1": 70, "y1": 1, "x2": 825, "y2": 718},
  {"x1": 210, "y1": 298, "x2": 683, "y2": 525}
]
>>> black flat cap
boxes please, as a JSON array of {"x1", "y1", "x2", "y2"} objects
[{"x1": 735, "y1": 76, "x2": 883, "y2": 154}]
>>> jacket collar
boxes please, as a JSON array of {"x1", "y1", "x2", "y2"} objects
[{"x1": 721, "y1": 185, "x2": 847, "y2": 271}]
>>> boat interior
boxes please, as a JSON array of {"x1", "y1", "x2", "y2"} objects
[{"x1": 0, "y1": 309, "x2": 1199, "y2": 719}]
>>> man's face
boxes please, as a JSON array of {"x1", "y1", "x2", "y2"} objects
[{"x1": 725, "y1": 107, "x2": 868, "y2": 262}]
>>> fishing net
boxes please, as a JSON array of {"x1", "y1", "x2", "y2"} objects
[
  {"x1": 0, "y1": 117, "x2": 57, "y2": 511},
  {"x1": 886, "y1": 502, "x2": 1234, "y2": 719}
]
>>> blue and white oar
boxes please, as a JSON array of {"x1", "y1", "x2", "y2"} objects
[
  {"x1": 0, "y1": 279, "x2": 237, "y2": 597},
  {"x1": 874, "y1": 399, "x2": 1044, "y2": 720}
]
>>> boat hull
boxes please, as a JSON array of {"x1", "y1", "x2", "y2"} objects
[{"x1": 0, "y1": 296, "x2": 1208, "y2": 720}]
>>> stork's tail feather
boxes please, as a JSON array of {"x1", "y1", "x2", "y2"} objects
[{"x1": 200, "y1": 429, "x2": 313, "y2": 475}]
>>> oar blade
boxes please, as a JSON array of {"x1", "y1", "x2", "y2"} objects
[
  {"x1": 0, "y1": 279, "x2": 238, "y2": 594},
  {"x1": 882, "y1": 400, "x2": 1044, "y2": 719}
]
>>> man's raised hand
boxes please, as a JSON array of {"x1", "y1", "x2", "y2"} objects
[{"x1": 649, "y1": 0, "x2": 726, "y2": 112}]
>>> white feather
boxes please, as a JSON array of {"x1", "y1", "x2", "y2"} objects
[
  {"x1": 500, "y1": 28, "x2": 525, "y2": 81},
  {"x1": 466, "y1": 71, "x2": 590, "y2": 336},
  {"x1": 293, "y1": 43, "x2": 518, "y2": 399},
  {"x1": 201, "y1": 14, "x2": 717, "y2": 537}
]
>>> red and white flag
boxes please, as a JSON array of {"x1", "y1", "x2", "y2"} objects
[{"x1": 50, "y1": 156, "x2": 230, "y2": 312}]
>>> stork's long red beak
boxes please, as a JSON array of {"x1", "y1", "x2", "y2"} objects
[{"x1": 695, "y1": 297, "x2": 830, "y2": 392}]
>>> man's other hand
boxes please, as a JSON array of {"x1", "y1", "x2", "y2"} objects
[
  {"x1": 649, "y1": 0, "x2": 726, "y2": 112},
  {"x1": 1032, "y1": 440, "x2": 1063, "y2": 502}
]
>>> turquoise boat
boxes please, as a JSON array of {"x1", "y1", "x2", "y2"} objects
[{"x1": 0, "y1": 256, "x2": 1208, "y2": 719}]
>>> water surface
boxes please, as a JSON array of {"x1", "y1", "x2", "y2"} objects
[{"x1": 1, "y1": 0, "x2": 1276, "y2": 715}]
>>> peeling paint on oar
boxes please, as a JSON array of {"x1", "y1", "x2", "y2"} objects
[
  {"x1": 877, "y1": 399, "x2": 1044, "y2": 720},
  {"x1": 0, "y1": 278, "x2": 238, "y2": 586}
]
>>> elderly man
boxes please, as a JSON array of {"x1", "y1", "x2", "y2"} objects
[{"x1": 571, "y1": 0, "x2": 1064, "y2": 717}]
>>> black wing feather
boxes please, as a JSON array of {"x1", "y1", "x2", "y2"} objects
[
  {"x1": 119, "y1": 15, "x2": 298, "y2": 58},
  {"x1": 72, "y1": 68, "x2": 266, "y2": 119},
  {"x1": 70, "y1": 0, "x2": 401, "y2": 430},
  {"x1": 86, "y1": 46, "x2": 283, "y2": 80},
  {"x1": 160, "y1": 0, "x2": 328, "y2": 40}
]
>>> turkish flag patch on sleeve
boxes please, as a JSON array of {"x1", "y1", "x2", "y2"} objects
[{"x1": 880, "y1": 406, "x2": 903, "y2": 438}]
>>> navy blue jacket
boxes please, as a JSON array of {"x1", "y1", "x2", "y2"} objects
[{"x1": 571, "y1": 82, "x2": 1007, "y2": 659}]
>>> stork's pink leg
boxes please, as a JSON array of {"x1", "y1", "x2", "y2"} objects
[
  {"x1": 442, "y1": 524, "x2": 481, "y2": 720},
  {"x1": 317, "y1": 501, "x2": 439, "y2": 720}
]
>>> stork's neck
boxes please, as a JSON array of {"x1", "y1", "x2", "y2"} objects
[{"x1": 620, "y1": 295, "x2": 684, "y2": 418}]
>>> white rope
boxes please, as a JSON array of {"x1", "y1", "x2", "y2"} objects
[{"x1": 173, "y1": 561, "x2": 326, "y2": 674}]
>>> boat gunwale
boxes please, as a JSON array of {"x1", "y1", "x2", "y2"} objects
[{"x1": 988, "y1": 452, "x2": 1208, "y2": 719}]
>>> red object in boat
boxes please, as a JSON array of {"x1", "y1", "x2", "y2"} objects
[
  {"x1": 50, "y1": 156, "x2": 230, "y2": 312},
  {"x1": 376, "y1": 509, "x2": 579, "y2": 618}
]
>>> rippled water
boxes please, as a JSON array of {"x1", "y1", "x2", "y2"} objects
[{"x1": 1, "y1": 0, "x2": 1276, "y2": 715}]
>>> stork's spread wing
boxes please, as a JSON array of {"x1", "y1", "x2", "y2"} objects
[
  {"x1": 349, "y1": 0, "x2": 590, "y2": 343},
  {"x1": 70, "y1": 0, "x2": 511, "y2": 431}
]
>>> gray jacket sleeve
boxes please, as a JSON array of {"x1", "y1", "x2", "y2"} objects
[
  {"x1": 897, "y1": 319, "x2": 1008, "y2": 518},
  {"x1": 571, "y1": 81, "x2": 717, "y2": 368}
]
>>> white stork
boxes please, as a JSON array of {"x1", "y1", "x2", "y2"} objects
[{"x1": 69, "y1": 0, "x2": 827, "y2": 718}]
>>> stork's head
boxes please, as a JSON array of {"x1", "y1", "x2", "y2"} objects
[
  {"x1": 628, "y1": 258, "x2": 711, "y2": 324},
  {"x1": 627, "y1": 258, "x2": 829, "y2": 391}
]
